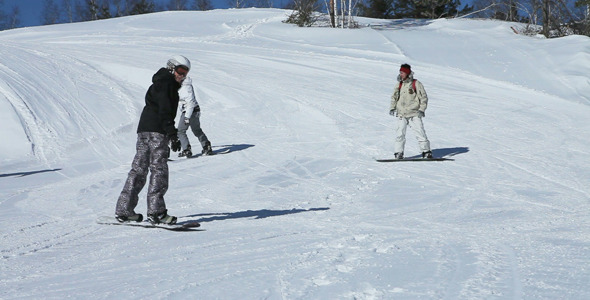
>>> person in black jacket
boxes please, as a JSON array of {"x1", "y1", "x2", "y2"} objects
[{"x1": 115, "y1": 55, "x2": 191, "y2": 225}]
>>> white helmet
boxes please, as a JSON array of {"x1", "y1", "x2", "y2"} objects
[{"x1": 167, "y1": 55, "x2": 191, "y2": 71}]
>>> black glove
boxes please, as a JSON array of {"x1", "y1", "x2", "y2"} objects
[
  {"x1": 389, "y1": 109, "x2": 396, "y2": 116},
  {"x1": 169, "y1": 135, "x2": 181, "y2": 152},
  {"x1": 418, "y1": 111, "x2": 425, "y2": 118}
]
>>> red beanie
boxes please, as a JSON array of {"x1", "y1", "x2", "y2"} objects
[{"x1": 400, "y1": 65, "x2": 411, "y2": 74}]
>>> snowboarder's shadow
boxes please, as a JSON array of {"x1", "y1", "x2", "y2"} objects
[
  {"x1": 213, "y1": 143, "x2": 255, "y2": 154},
  {"x1": 184, "y1": 143, "x2": 255, "y2": 159},
  {"x1": 0, "y1": 168, "x2": 62, "y2": 178},
  {"x1": 181, "y1": 207, "x2": 329, "y2": 224},
  {"x1": 406, "y1": 147, "x2": 469, "y2": 159},
  {"x1": 433, "y1": 147, "x2": 469, "y2": 157}
]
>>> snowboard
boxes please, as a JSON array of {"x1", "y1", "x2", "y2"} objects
[
  {"x1": 375, "y1": 157, "x2": 454, "y2": 162},
  {"x1": 96, "y1": 216, "x2": 203, "y2": 231}
]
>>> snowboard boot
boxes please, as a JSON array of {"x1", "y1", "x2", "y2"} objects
[
  {"x1": 179, "y1": 145, "x2": 192, "y2": 158},
  {"x1": 116, "y1": 213, "x2": 143, "y2": 223},
  {"x1": 394, "y1": 152, "x2": 404, "y2": 160},
  {"x1": 422, "y1": 151, "x2": 433, "y2": 159},
  {"x1": 147, "y1": 210, "x2": 177, "y2": 225},
  {"x1": 202, "y1": 141, "x2": 213, "y2": 156}
]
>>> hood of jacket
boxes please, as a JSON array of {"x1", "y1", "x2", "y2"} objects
[
  {"x1": 152, "y1": 68, "x2": 176, "y2": 84},
  {"x1": 397, "y1": 72, "x2": 415, "y2": 83}
]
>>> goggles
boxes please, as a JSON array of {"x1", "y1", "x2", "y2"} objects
[{"x1": 175, "y1": 66, "x2": 188, "y2": 77}]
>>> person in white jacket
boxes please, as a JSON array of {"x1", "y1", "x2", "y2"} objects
[
  {"x1": 177, "y1": 76, "x2": 212, "y2": 157},
  {"x1": 389, "y1": 63, "x2": 432, "y2": 159}
]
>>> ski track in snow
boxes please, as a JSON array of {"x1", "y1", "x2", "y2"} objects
[
  {"x1": 1, "y1": 9, "x2": 590, "y2": 299},
  {"x1": 0, "y1": 42, "x2": 141, "y2": 166}
]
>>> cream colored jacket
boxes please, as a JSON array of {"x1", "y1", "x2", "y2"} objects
[{"x1": 390, "y1": 73, "x2": 428, "y2": 118}]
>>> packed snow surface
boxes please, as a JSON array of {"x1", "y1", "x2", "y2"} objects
[{"x1": 1, "y1": 8, "x2": 589, "y2": 299}]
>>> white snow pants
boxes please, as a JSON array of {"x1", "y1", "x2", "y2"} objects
[{"x1": 394, "y1": 116, "x2": 431, "y2": 154}]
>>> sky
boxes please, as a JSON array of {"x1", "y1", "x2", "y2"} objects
[
  {"x1": 1, "y1": 7, "x2": 589, "y2": 299},
  {"x1": 2, "y1": 0, "x2": 291, "y2": 27},
  {"x1": 5, "y1": 0, "x2": 582, "y2": 29}
]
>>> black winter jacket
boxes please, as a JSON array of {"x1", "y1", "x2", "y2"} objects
[{"x1": 137, "y1": 68, "x2": 181, "y2": 136}]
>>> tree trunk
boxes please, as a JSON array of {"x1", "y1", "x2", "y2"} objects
[
  {"x1": 348, "y1": 0, "x2": 352, "y2": 28},
  {"x1": 542, "y1": 0, "x2": 550, "y2": 38},
  {"x1": 329, "y1": 0, "x2": 336, "y2": 27}
]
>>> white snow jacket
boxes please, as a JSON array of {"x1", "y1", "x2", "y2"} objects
[
  {"x1": 390, "y1": 73, "x2": 428, "y2": 118},
  {"x1": 178, "y1": 76, "x2": 200, "y2": 119}
]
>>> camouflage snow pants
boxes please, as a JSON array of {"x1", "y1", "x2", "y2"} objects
[{"x1": 116, "y1": 132, "x2": 170, "y2": 217}]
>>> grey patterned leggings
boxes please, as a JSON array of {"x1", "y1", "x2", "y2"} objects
[
  {"x1": 116, "y1": 132, "x2": 170, "y2": 217},
  {"x1": 177, "y1": 110, "x2": 209, "y2": 151}
]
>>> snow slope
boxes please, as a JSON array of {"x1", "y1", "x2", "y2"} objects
[{"x1": 1, "y1": 8, "x2": 590, "y2": 299}]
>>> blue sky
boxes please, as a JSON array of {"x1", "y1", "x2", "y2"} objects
[
  {"x1": 2, "y1": 0, "x2": 291, "y2": 28},
  {"x1": 3, "y1": 0, "x2": 43, "y2": 27},
  {"x1": 5, "y1": 0, "x2": 555, "y2": 29}
]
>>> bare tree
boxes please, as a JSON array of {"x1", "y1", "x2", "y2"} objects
[
  {"x1": 541, "y1": 0, "x2": 550, "y2": 36},
  {"x1": 329, "y1": 0, "x2": 335, "y2": 27},
  {"x1": 101, "y1": 0, "x2": 112, "y2": 18},
  {"x1": 285, "y1": 0, "x2": 320, "y2": 26},
  {"x1": 519, "y1": 0, "x2": 542, "y2": 24},
  {"x1": 87, "y1": 0, "x2": 112, "y2": 20},
  {"x1": 538, "y1": 0, "x2": 577, "y2": 37},
  {"x1": 470, "y1": 0, "x2": 538, "y2": 21},
  {"x1": 193, "y1": 0, "x2": 214, "y2": 10},
  {"x1": 228, "y1": 0, "x2": 249, "y2": 8},
  {"x1": 357, "y1": 0, "x2": 396, "y2": 19},
  {"x1": 325, "y1": 0, "x2": 358, "y2": 27},
  {"x1": 471, "y1": 0, "x2": 578, "y2": 37},
  {"x1": 61, "y1": 0, "x2": 75, "y2": 22},
  {"x1": 7, "y1": 4, "x2": 20, "y2": 29},
  {"x1": 0, "y1": 0, "x2": 6, "y2": 30},
  {"x1": 88, "y1": 0, "x2": 100, "y2": 20},
  {"x1": 250, "y1": 0, "x2": 275, "y2": 7},
  {"x1": 168, "y1": 0, "x2": 189, "y2": 10},
  {"x1": 111, "y1": 0, "x2": 128, "y2": 16},
  {"x1": 74, "y1": 0, "x2": 90, "y2": 21},
  {"x1": 574, "y1": 0, "x2": 590, "y2": 35},
  {"x1": 128, "y1": 0, "x2": 156, "y2": 15},
  {"x1": 42, "y1": 0, "x2": 61, "y2": 25}
]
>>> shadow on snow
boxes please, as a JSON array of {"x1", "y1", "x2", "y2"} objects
[
  {"x1": 172, "y1": 143, "x2": 255, "y2": 160},
  {"x1": 182, "y1": 207, "x2": 330, "y2": 223},
  {"x1": 0, "y1": 168, "x2": 62, "y2": 178},
  {"x1": 405, "y1": 147, "x2": 469, "y2": 159},
  {"x1": 214, "y1": 143, "x2": 255, "y2": 153},
  {"x1": 433, "y1": 147, "x2": 469, "y2": 158},
  {"x1": 369, "y1": 18, "x2": 434, "y2": 30}
]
